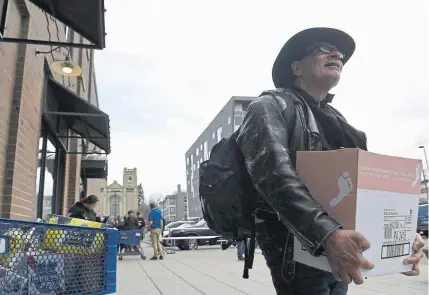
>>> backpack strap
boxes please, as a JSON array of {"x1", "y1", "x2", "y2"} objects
[
  {"x1": 260, "y1": 90, "x2": 296, "y2": 143},
  {"x1": 242, "y1": 230, "x2": 256, "y2": 279}
]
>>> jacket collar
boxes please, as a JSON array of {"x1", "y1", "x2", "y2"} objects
[{"x1": 284, "y1": 87, "x2": 335, "y2": 104}]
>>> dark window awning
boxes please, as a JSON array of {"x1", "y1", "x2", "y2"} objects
[
  {"x1": 39, "y1": 154, "x2": 108, "y2": 179},
  {"x1": 81, "y1": 154, "x2": 108, "y2": 179},
  {"x1": 1, "y1": 0, "x2": 106, "y2": 49},
  {"x1": 45, "y1": 77, "x2": 111, "y2": 154}
]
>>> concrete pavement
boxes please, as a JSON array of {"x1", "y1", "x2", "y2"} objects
[{"x1": 115, "y1": 242, "x2": 428, "y2": 295}]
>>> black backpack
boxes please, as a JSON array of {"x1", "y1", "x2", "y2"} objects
[{"x1": 198, "y1": 91, "x2": 296, "y2": 279}]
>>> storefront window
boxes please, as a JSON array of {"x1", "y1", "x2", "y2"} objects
[
  {"x1": 35, "y1": 124, "x2": 66, "y2": 219},
  {"x1": 35, "y1": 136, "x2": 57, "y2": 217}
]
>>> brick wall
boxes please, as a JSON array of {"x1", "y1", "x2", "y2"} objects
[{"x1": 0, "y1": 0, "x2": 100, "y2": 219}]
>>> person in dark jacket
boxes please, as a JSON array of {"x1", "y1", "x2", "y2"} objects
[
  {"x1": 124, "y1": 210, "x2": 139, "y2": 230},
  {"x1": 236, "y1": 27, "x2": 425, "y2": 295},
  {"x1": 136, "y1": 212, "x2": 146, "y2": 230},
  {"x1": 123, "y1": 210, "x2": 141, "y2": 251},
  {"x1": 68, "y1": 195, "x2": 100, "y2": 221}
]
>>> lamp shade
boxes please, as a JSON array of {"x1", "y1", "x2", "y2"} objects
[{"x1": 50, "y1": 60, "x2": 82, "y2": 77}]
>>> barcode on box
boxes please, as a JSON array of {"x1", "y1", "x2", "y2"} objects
[
  {"x1": 384, "y1": 227, "x2": 393, "y2": 239},
  {"x1": 381, "y1": 243, "x2": 410, "y2": 259}
]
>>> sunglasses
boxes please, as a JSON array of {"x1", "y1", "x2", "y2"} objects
[{"x1": 303, "y1": 44, "x2": 345, "y2": 61}]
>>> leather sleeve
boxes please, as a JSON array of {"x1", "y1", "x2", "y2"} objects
[{"x1": 236, "y1": 95, "x2": 342, "y2": 255}]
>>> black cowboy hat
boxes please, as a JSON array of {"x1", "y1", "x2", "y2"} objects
[{"x1": 272, "y1": 27, "x2": 356, "y2": 88}]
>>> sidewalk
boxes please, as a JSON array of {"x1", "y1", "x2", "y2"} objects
[{"x1": 115, "y1": 243, "x2": 428, "y2": 295}]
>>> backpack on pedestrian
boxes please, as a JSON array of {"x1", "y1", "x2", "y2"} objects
[{"x1": 198, "y1": 90, "x2": 296, "y2": 279}]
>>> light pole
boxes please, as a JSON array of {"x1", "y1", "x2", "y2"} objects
[
  {"x1": 418, "y1": 146, "x2": 429, "y2": 199},
  {"x1": 419, "y1": 146, "x2": 429, "y2": 171}
]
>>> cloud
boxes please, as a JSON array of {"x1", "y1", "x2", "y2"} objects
[{"x1": 95, "y1": 0, "x2": 429, "y2": 196}]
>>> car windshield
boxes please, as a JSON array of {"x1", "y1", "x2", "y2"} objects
[
  {"x1": 194, "y1": 219, "x2": 206, "y2": 227},
  {"x1": 418, "y1": 205, "x2": 428, "y2": 217},
  {"x1": 165, "y1": 222, "x2": 183, "y2": 229}
]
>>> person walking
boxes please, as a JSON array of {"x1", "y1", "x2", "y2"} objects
[
  {"x1": 235, "y1": 27, "x2": 426, "y2": 294},
  {"x1": 236, "y1": 239, "x2": 249, "y2": 261},
  {"x1": 148, "y1": 203, "x2": 163, "y2": 260}
]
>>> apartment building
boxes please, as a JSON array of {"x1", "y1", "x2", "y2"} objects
[
  {"x1": 0, "y1": 1, "x2": 109, "y2": 219},
  {"x1": 184, "y1": 96, "x2": 254, "y2": 218},
  {"x1": 159, "y1": 184, "x2": 186, "y2": 222}
]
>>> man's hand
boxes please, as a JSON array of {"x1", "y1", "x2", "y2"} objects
[
  {"x1": 402, "y1": 233, "x2": 425, "y2": 276},
  {"x1": 324, "y1": 229, "x2": 374, "y2": 285}
]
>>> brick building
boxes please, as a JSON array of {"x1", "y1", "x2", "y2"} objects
[{"x1": 0, "y1": 1, "x2": 109, "y2": 219}]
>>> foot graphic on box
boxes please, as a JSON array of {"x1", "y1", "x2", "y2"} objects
[
  {"x1": 411, "y1": 164, "x2": 421, "y2": 188},
  {"x1": 330, "y1": 172, "x2": 353, "y2": 207}
]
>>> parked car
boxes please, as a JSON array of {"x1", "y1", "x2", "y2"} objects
[
  {"x1": 184, "y1": 216, "x2": 204, "y2": 223},
  {"x1": 417, "y1": 203, "x2": 428, "y2": 236},
  {"x1": 161, "y1": 220, "x2": 196, "y2": 246},
  {"x1": 169, "y1": 219, "x2": 221, "y2": 250}
]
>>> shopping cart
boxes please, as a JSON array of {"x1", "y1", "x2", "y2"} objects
[
  {"x1": 118, "y1": 230, "x2": 146, "y2": 261},
  {"x1": 0, "y1": 217, "x2": 119, "y2": 295}
]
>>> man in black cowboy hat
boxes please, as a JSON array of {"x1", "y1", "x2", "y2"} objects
[{"x1": 236, "y1": 27, "x2": 425, "y2": 295}]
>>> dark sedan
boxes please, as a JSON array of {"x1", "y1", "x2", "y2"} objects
[{"x1": 169, "y1": 219, "x2": 221, "y2": 250}]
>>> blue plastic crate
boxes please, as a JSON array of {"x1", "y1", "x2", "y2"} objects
[
  {"x1": 119, "y1": 230, "x2": 143, "y2": 246},
  {"x1": 0, "y1": 217, "x2": 119, "y2": 295}
]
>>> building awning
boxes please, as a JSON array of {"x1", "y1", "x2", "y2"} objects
[
  {"x1": 81, "y1": 154, "x2": 108, "y2": 179},
  {"x1": 38, "y1": 153, "x2": 108, "y2": 179},
  {"x1": 45, "y1": 77, "x2": 111, "y2": 154},
  {"x1": 1, "y1": 0, "x2": 106, "y2": 49}
]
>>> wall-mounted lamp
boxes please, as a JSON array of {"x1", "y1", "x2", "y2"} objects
[{"x1": 35, "y1": 46, "x2": 82, "y2": 77}]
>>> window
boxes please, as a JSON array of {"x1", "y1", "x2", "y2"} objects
[
  {"x1": 418, "y1": 204, "x2": 428, "y2": 217},
  {"x1": 228, "y1": 116, "x2": 232, "y2": 125},
  {"x1": 170, "y1": 198, "x2": 176, "y2": 205},
  {"x1": 196, "y1": 148, "x2": 199, "y2": 156},
  {"x1": 216, "y1": 126, "x2": 223, "y2": 142},
  {"x1": 212, "y1": 132, "x2": 215, "y2": 139},
  {"x1": 200, "y1": 144, "x2": 203, "y2": 151},
  {"x1": 186, "y1": 157, "x2": 189, "y2": 165},
  {"x1": 170, "y1": 207, "x2": 175, "y2": 214},
  {"x1": 203, "y1": 141, "x2": 208, "y2": 160},
  {"x1": 65, "y1": 26, "x2": 70, "y2": 41},
  {"x1": 127, "y1": 176, "x2": 133, "y2": 187},
  {"x1": 110, "y1": 195, "x2": 120, "y2": 217},
  {"x1": 36, "y1": 126, "x2": 66, "y2": 218}
]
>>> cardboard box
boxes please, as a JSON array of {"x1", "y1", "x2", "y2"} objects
[{"x1": 294, "y1": 148, "x2": 421, "y2": 277}]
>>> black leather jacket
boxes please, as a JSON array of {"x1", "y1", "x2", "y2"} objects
[{"x1": 236, "y1": 88, "x2": 366, "y2": 256}]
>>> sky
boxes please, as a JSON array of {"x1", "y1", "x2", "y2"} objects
[{"x1": 94, "y1": 0, "x2": 429, "y2": 198}]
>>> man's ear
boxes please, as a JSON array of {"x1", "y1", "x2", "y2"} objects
[{"x1": 291, "y1": 61, "x2": 301, "y2": 76}]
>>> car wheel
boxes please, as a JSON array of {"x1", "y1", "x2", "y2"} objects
[{"x1": 184, "y1": 235, "x2": 199, "y2": 250}]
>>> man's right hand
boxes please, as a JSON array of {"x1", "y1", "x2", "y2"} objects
[{"x1": 324, "y1": 229, "x2": 374, "y2": 285}]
